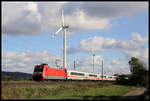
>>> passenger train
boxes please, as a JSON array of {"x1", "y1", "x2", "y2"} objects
[{"x1": 32, "y1": 63, "x2": 116, "y2": 81}]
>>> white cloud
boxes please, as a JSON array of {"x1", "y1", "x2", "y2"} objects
[
  {"x1": 65, "y1": 10, "x2": 112, "y2": 30},
  {"x1": 25, "y1": 2, "x2": 42, "y2": 23},
  {"x1": 69, "y1": 32, "x2": 148, "y2": 49},
  {"x1": 132, "y1": 32, "x2": 148, "y2": 43},
  {"x1": 26, "y1": 2, "x2": 38, "y2": 12},
  {"x1": 107, "y1": 64, "x2": 130, "y2": 75},
  {"x1": 2, "y1": 2, "x2": 43, "y2": 34},
  {"x1": 79, "y1": 55, "x2": 104, "y2": 67},
  {"x1": 2, "y1": 2, "x2": 148, "y2": 35},
  {"x1": 111, "y1": 58, "x2": 122, "y2": 66},
  {"x1": 3, "y1": 52, "x2": 17, "y2": 59},
  {"x1": 78, "y1": 32, "x2": 148, "y2": 52},
  {"x1": 77, "y1": 2, "x2": 148, "y2": 19},
  {"x1": 68, "y1": 55, "x2": 104, "y2": 73},
  {"x1": 79, "y1": 36, "x2": 113, "y2": 52},
  {"x1": 107, "y1": 57, "x2": 131, "y2": 75},
  {"x1": 68, "y1": 32, "x2": 148, "y2": 66},
  {"x1": 2, "y1": 50, "x2": 105, "y2": 73},
  {"x1": 2, "y1": 50, "x2": 63, "y2": 73},
  {"x1": 2, "y1": 2, "x2": 64, "y2": 34},
  {"x1": 122, "y1": 48, "x2": 149, "y2": 66}
]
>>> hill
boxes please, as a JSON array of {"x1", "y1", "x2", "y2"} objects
[{"x1": 2, "y1": 71, "x2": 32, "y2": 81}]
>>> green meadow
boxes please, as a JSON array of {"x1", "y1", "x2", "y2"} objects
[{"x1": 2, "y1": 81, "x2": 136, "y2": 100}]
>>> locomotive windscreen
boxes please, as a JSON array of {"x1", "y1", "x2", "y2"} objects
[{"x1": 34, "y1": 66, "x2": 43, "y2": 72}]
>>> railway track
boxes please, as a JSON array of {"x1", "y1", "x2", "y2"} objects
[
  {"x1": 2, "y1": 80, "x2": 106, "y2": 88},
  {"x1": 2, "y1": 81, "x2": 64, "y2": 88}
]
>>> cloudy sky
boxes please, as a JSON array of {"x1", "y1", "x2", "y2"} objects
[{"x1": 2, "y1": 2, "x2": 148, "y2": 75}]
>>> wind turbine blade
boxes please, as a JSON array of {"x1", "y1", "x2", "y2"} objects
[
  {"x1": 50, "y1": 27, "x2": 63, "y2": 38},
  {"x1": 55, "y1": 27, "x2": 63, "y2": 35},
  {"x1": 62, "y1": 10, "x2": 64, "y2": 26}
]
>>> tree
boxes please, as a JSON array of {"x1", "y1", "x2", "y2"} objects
[
  {"x1": 128, "y1": 57, "x2": 149, "y2": 87},
  {"x1": 129, "y1": 57, "x2": 147, "y2": 75}
]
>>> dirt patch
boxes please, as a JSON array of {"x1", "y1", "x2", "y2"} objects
[
  {"x1": 118, "y1": 87, "x2": 147, "y2": 100},
  {"x1": 123, "y1": 87, "x2": 147, "y2": 96}
]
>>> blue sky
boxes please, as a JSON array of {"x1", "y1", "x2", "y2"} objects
[{"x1": 2, "y1": 2, "x2": 148, "y2": 74}]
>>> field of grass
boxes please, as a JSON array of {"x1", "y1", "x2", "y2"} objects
[{"x1": 2, "y1": 81, "x2": 136, "y2": 100}]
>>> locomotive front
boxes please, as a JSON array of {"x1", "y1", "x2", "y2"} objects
[{"x1": 32, "y1": 64, "x2": 46, "y2": 81}]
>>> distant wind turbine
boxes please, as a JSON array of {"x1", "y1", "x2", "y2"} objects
[{"x1": 50, "y1": 9, "x2": 69, "y2": 69}]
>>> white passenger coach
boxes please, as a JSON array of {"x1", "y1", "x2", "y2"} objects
[{"x1": 67, "y1": 70, "x2": 116, "y2": 81}]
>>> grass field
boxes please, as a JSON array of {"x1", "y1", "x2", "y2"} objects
[{"x1": 2, "y1": 81, "x2": 136, "y2": 100}]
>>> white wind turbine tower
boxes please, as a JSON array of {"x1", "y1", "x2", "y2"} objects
[{"x1": 50, "y1": 10, "x2": 69, "y2": 69}]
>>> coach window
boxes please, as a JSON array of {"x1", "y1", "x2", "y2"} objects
[
  {"x1": 78, "y1": 73, "x2": 85, "y2": 76},
  {"x1": 101, "y1": 76, "x2": 106, "y2": 78},
  {"x1": 70, "y1": 72, "x2": 85, "y2": 76},
  {"x1": 89, "y1": 74, "x2": 97, "y2": 77},
  {"x1": 70, "y1": 72, "x2": 76, "y2": 75}
]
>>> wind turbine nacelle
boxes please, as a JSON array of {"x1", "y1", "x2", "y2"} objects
[{"x1": 63, "y1": 26, "x2": 69, "y2": 29}]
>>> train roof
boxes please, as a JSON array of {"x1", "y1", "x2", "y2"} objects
[
  {"x1": 67, "y1": 69, "x2": 115, "y2": 76},
  {"x1": 67, "y1": 70, "x2": 88, "y2": 73},
  {"x1": 67, "y1": 69, "x2": 97, "y2": 74}
]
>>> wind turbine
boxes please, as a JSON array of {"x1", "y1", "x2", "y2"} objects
[{"x1": 50, "y1": 10, "x2": 69, "y2": 69}]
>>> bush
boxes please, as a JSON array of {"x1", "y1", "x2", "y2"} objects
[
  {"x1": 128, "y1": 70, "x2": 149, "y2": 87},
  {"x1": 116, "y1": 74, "x2": 131, "y2": 85}
]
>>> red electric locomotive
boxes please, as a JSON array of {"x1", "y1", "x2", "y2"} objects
[{"x1": 32, "y1": 63, "x2": 67, "y2": 81}]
